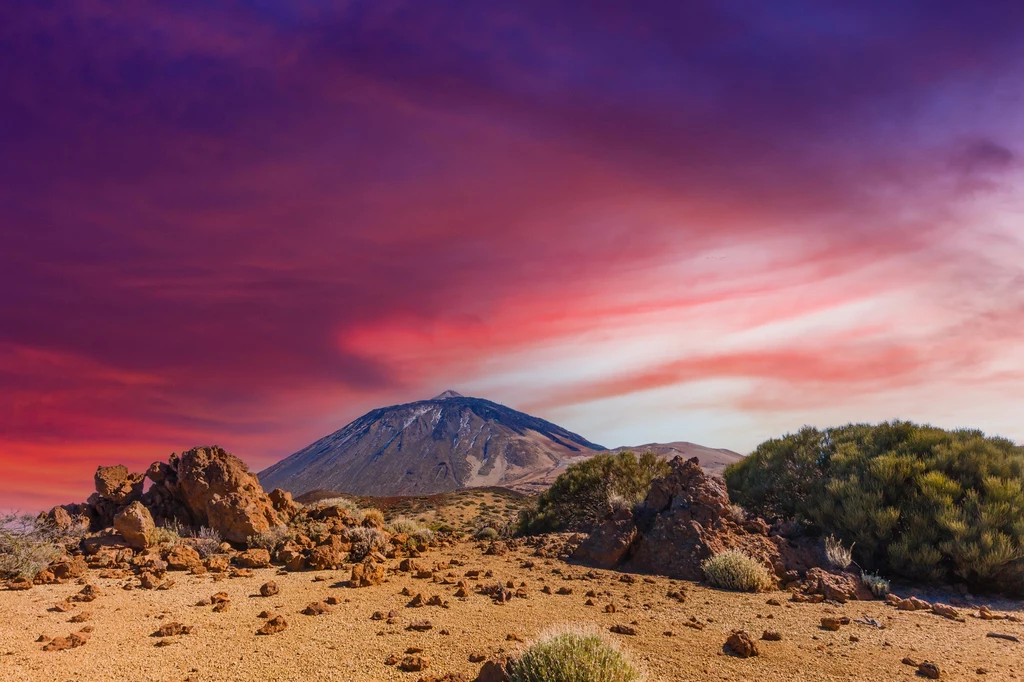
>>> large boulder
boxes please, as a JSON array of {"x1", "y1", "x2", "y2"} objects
[
  {"x1": 172, "y1": 446, "x2": 283, "y2": 543},
  {"x1": 573, "y1": 457, "x2": 792, "y2": 582},
  {"x1": 571, "y1": 509, "x2": 637, "y2": 568},
  {"x1": 94, "y1": 465, "x2": 144, "y2": 504},
  {"x1": 113, "y1": 501, "x2": 155, "y2": 550}
]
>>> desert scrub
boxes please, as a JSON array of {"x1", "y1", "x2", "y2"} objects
[
  {"x1": 360, "y1": 508, "x2": 385, "y2": 529},
  {"x1": 724, "y1": 421, "x2": 1024, "y2": 595},
  {"x1": 387, "y1": 517, "x2": 428, "y2": 535},
  {"x1": 190, "y1": 526, "x2": 222, "y2": 558},
  {"x1": 147, "y1": 524, "x2": 182, "y2": 546},
  {"x1": 474, "y1": 526, "x2": 500, "y2": 541},
  {"x1": 509, "y1": 627, "x2": 641, "y2": 682},
  {"x1": 824, "y1": 534, "x2": 854, "y2": 570},
  {"x1": 0, "y1": 513, "x2": 64, "y2": 579},
  {"x1": 517, "y1": 451, "x2": 670, "y2": 535},
  {"x1": 348, "y1": 527, "x2": 390, "y2": 561},
  {"x1": 701, "y1": 550, "x2": 774, "y2": 592},
  {"x1": 861, "y1": 572, "x2": 890, "y2": 598},
  {"x1": 247, "y1": 525, "x2": 290, "y2": 552}
]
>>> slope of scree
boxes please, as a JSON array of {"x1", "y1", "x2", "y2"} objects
[{"x1": 258, "y1": 393, "x2": 607, "y2": 497}]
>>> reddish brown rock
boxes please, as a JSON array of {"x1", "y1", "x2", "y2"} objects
[
  {"x1": 42, "y1": 631, "x2": 89, "y2": 652},
  {"x1": 152, "y1": 622, "x2": 193, "y2": 637},
  {"x1": 302, "y1": 601, "x2": 332, "y2": 616},
  {"x1": 931, "y1": 603, "x2": 962, "y2": 621},
  {"x1": 94, "y1": 464, "x2": 144, "y2": 504},
  {"x1": 575, "y1": 457, "x2": 793, "y2": 582},
  {"x1": 236, "y1": 549, "x2": 271, "y2": 568},
  {"x1": 571, "y1": 510, "x2": 637, "y2": 569},
  {"x1": 173, "y1": 446, "x2": 283, "y2": 543},
  {"x1": 267, "y1": 488, "x2": 300, "y2": 519},
  {"x1": 399, "y1": 655, "x2": 430, "y2": 672},
  {"x1": 308, "y1": 545, "x2": 346, "y2": 571},
  {"x1": 802, "y1": 568, "x2": 874, "y2": 603},
  {"x1": 113, "y1": 501, "x2": 155, "y2": 550},
  {"x1": 350, "y1": 560, "x2": 386, "y2": 587},
  {"x1": 724, "y1": 630, "x2": 759, "y2": 658},
  {"x1": 165, "y1": 545, "x2": 201, "y2": 570},
  {"x1": 259, "y1": 581, "x2": 279, "y2": 597},
  {"x1": 257, "y1": 615, "x2": 288, "y2": 635}
]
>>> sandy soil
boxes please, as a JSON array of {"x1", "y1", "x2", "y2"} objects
[{"x1": 2, "y1": 541, "x2": 1022, "y2": 682}]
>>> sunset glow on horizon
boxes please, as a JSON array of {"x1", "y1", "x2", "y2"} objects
[{"x1": 2, "y1": 1, "x2": 1023, "y2": 510}]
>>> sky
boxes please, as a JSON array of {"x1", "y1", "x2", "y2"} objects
[{"x1": 2, "y1": 1, "x2": 1023, "y2": 511}]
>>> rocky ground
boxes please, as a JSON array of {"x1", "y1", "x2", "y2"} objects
[{"x1": 2, "y1": 537, "x2": 1022, "y2": 682}]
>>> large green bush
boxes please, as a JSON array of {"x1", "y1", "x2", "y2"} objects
[
  {"x1": 517, "y1": 452, "x2": 670, "y2": 535},
  {"x1": 725, "y1": 421, "x2": 1024, "y2": 594}
]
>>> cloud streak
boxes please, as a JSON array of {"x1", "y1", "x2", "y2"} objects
[{"x1": 2, "y1": 1, "x2": 1023, "y2": 509}]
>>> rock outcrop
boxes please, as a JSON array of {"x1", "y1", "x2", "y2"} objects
[
  {"x1": 573, "y1": 456, "x2": 824, "y2": 585},
  {"x1": 67, "y1": 445, "x2": 287, "y2": 545},
  {"x1": 112, "y1": 502, "x2": 154, "y2": 550}
]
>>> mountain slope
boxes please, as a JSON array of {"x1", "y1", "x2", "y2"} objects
[
  {"x1": 258, "y1": 392, "x2": 606, "y2": 497},
  {"x1": 603, "y1": 441, "x2": 744, "y2": 475}
]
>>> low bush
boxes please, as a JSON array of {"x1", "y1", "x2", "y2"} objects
[
  {"x1": 824, "y1": 534, "x2": 854, "y2": 570},
  {"x1": 147, "y1": 526, "x2": 181, "y2": 546},
  {"x1": 361, "y1": 508, "x2": 385, "y2": 529},
  {"x1": 509, "y1": 627, "x2": 641, "y2": 682},
  {"x1": 701, "y1": 550, "x2": 775, "y2": 592},
  {"x1": 725, "y1": 421, "x2": 1024, "y2": 594},
  {"x1": 517, "y1": 452, "x2": 670, "y2": 535},
  {"x1": 247, "y1": 525, "x2": 290, "y2": 553},
  {"x1": 190, "y1": 527, "x2": 222, "y2": 558},
  {"x1": 0, "y1": 513, "x2": 67, "y2": 579},
  {"x1": 475, "y1": 527, "x2": 500, "y2": 541},
  {"x1": 861, "y1": 572, "x2": 890, "y2": 598},
  {"x1": 387, "y1": 517, "x2": 428, "y2": 535},
  {"x1": 348, "y1": 527, "x2": 390, "y2": 561}
]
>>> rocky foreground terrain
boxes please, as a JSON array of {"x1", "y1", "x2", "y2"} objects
[
  {"x1": 3, "y1": 447, "x2": 1021, "y2": 681},
  {"x1": 2, "y1": 537, "x2": 1022, "y2": 681}
]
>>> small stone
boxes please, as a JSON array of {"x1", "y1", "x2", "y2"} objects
[
  {"x1": 257, "y1": 616, "x2": 288, "y2": 635},
  {"x1": 725, "y1": 631, "x2": 758, "y2": 658},
  {"x1": 152, "y1": 622, "x2": 193, "y2": 637}
]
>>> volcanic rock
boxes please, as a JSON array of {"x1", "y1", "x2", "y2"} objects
[
  {"x1": 174, "y1": 446, "x2": 284, "y2": 543},
  {"x1": 95, "y1": 465, "x2": 144, "y2": 505},
  {"x1": 113, "y1": 501, "x2": 154, "y2": 550},
  {"x1": 725, "y1": 630, "x2": 759, "y2": 658},
  {"x1": 574, "y1": 457, "x2": 797, "y2": 581}
]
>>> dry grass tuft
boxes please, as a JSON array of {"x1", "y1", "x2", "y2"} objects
[{"x1": 701, "y1": 550, "x2": 774, "y2": 592}]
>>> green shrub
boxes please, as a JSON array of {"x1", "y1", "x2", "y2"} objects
[
  {"x1": 475, "y1": 527, "x2": 500, "y2": 541},
  {"x1": 861, "y1": 572, "x2": 890, "y2": 598},
  {"x1": 509, "y1": 627, "x2": 641, "y2": 682},
  {"x1": 517, "y1": 452, "x2": 670, "y2": 535},
  {"x1": 147, "y1": 525, "x2": 182, "y2": 547},
  {"x1": 701, "y1": 550, "x2": 775, "y2": 592},
  {"x1": 725, "y1": 421, "x2": 1024, "y2": 594}
]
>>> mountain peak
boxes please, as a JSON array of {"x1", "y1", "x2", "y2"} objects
[{"x1": 432, "y1": 389, "x2": 464, "y2": 400}]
